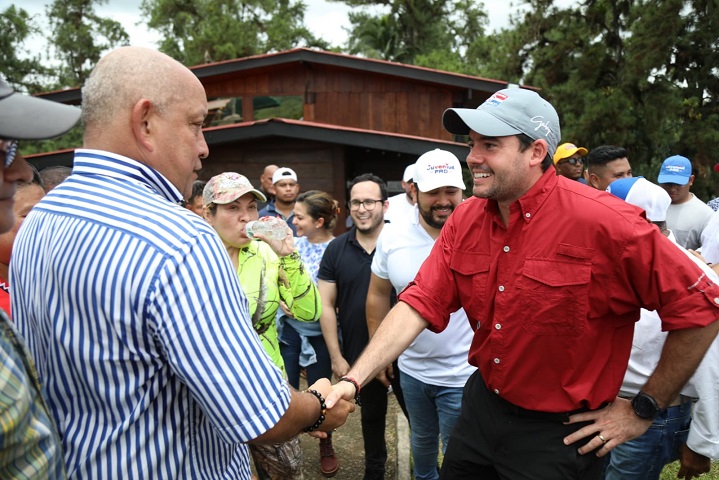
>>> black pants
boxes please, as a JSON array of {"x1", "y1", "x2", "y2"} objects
[
  {"x1": 439, "y1": 371, "x2": 604, "y2": 480},
  {"x1": 359, "y1": 360, "x2": 408, "y2": 479}
]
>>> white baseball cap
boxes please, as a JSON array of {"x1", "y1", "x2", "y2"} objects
[
  {"x1": 402, "y1": 164, "x2": 416, "y2": 183},
  {"x1": 606, "y1": 177, "x2": 671, "y2": 222},
  {"x1": 413, "y1": 149, "x2": 466, "y2": 193},
  {"x1": 272, "y1": 167, "x2": 298, "y2": 184}
]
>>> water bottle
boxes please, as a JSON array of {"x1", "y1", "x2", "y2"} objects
[{"x1": 245, "y1": 216, "x2": 288, "y2": 240}]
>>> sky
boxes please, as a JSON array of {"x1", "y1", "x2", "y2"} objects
[{"x1": 17, "y1": 0, "x2": 578, "y2": 52}]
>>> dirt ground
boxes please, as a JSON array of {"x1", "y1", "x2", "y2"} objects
[{"x1": 298, "y1": 381, "x2": 402, "y2": 480}]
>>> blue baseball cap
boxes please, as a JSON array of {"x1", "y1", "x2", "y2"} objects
[
  {"x1": 606, "y1": 177, "x2": 671, "y2": 222},
  {"x1": 657, "y1": 155, "x2": 692, "y2": 186}
]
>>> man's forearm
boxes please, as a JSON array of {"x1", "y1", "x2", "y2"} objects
[
  {"x1": 319, "y1": 309, "x2": 343, "y2": 359},
  {"x1": 346, "y1": 301, "x2": 428, "y2": 386},
  {"x1": 643, "y1": 321, "x2": 719, "y2": 408}
]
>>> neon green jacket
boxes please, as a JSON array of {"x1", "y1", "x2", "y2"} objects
[{"x1": 237, "y1": 241, "x2": 320, "y2": 374}]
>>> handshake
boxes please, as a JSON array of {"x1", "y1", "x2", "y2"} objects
[{"x1": 301, "y1": 377, "x2": 362, "y2": 437}]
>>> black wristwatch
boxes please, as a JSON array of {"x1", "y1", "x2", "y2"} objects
[{"x1": 631, "y1": 391, "x2": 660, "y2": 420}]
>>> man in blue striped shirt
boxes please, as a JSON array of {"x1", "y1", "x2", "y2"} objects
[{"x1": 11, "y1": 46, "x2": 353, "y2": 480}]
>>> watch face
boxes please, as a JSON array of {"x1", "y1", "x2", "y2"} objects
[{"x1": 632, "y1": 392, "x2": 659, "y2": 419}]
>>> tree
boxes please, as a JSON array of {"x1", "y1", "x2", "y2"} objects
[
  {"x1": 342, "y1": 0, "x2": 490, "y2": 69},
  {"x1": 46, "y1": 0, "x2": 130, "y2": 88},
  {"x1": 0, "y1": 5, "x2": 50, "y2": 93},
  {"x1": 479, "y1": 0, "x2": 719, "y2": 200},
  {"x1": 140, "y1": 0, "x2": 329, "y2": 66}
]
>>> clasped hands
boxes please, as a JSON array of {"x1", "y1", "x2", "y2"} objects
[{"x1": 304, "y1": 378, "x2": 355, "y2": 438}]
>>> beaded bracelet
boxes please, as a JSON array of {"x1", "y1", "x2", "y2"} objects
[
  {"x1": 303, "y1": 388, "x2": 327, "y2": 432},
  {"x1": 339, "y1": 376, "x2": 362, "y2": 406}
]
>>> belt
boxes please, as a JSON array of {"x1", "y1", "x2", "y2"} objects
[{"x1": 491, "y1": 388, "x2": 606, "y2": 422}]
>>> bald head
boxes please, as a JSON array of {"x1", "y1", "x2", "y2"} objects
[
  {"x1": 82, "y1": 47, "x2": 201, "y2": 146},
  {"x1": 260, "y1": 164, "x2": 279, "y2": 194},
  {"x1": 80, "y1": 46, "x2": 209, "y2": 199}
]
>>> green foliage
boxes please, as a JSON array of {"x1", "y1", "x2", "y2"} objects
[
  {"x1": 19, "y1": 124, "x2": 85, "y2": 158},
  {"x1": 46, "y1": 0, "x2": 130, "y2": 88},
  {"x1": 139, "y1": 0, "x2": 329, "y2": 65},
  {"x1": 343, "y1": 0, "x2": 489, "y2": 68},
  {"x1": 475, "y1": 0, "x2": 719, "y2": 201},
  {"x1": 0, "y1": 5, "x2": 50, "y2": 93}
]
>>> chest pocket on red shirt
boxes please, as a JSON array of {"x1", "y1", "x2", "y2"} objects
[
  {"x1": 519, "y1": 259, "x2": 591, "y2": 336},
  {"x1": 449, "y1": 251, "x2": 490, "y2": 322}
]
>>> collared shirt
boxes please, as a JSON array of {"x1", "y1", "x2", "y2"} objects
[
  {"x1": 0, "y1": 310, "x2": 64, "y2": 479},
  {"x1": 11, "y1": 150, "x2": 291, "y2": 479},
  {"x1": 372, "y1": 207, "x2": 475, "y2": 387},
  {"x1": 399, "y1": 169, "x2": 719, "y2": 413},
  {"x1": 621, "y1": 232, "x2": 719, "y2": 459},
  {"x1": 259, "y1": 201, "x2": 297, "y2": 235},
  {"x1": 317, "y1": 227, "x2": 374, "y2": 364}
]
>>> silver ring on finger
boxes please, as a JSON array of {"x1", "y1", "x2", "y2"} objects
[{"x1": 598, "y1": 434, "x2": 607, "y2": 444}]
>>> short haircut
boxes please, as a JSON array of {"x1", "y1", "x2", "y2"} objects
[
  {"x1": 348, "y1": 173, "x2": 388, "y2": 201},
  {"x1": 516, "y1": 134, "x2": 553, "y2": 172},
  {"x1": 586, "y1": 146, "x2": 628, "y2": 171},
  {"x1": 39, "y1": 165, "x2": 71, "y2": 191},
  {"x1": 187, "y1": 180, "x2": 206, "y2": 203}
]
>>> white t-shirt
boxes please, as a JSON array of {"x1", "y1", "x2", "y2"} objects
[
  {"x1": 620, "y1": 232, "x2": 719, "y2": 459},
  {"x1": 371, "y1": 207, "x2": 475, "y2": 387},
  {"x1": 701, "y1": 210, "x2": 719, "y2": 263},
  {"x1": 384, "y1": 193, "x2": 415, "y2": 225},
  {"x1": 666, "y1": 194, "x2": 713, "y2": 250}
]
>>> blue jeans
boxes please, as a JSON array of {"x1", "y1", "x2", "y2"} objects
[
  {"x1": 279, "y1": 322, "x2": 331, "y2": 389},
  {"x1": 604, "y1": 399, "x2": 692, "y2": 480},
  {"x1": 400, "y1": 370, "x2": 464, "y2": 480}
]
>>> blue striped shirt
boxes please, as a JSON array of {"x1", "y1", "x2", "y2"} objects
[{"x1": 11, "y1": 150, "x2": 291, "y2": 479}]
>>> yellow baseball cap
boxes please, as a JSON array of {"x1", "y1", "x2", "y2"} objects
[{"x1": 553, "y1": 143, "x2": 588, "y2": 164}]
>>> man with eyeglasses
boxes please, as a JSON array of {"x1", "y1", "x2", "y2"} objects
[
  {"x1": 318, "y1": 173, "x2": 407, "y2": 480},
  {"x1": 0, "y1": 77, "x2": 80, "y2": 478},
  {"x1": 553, "y1": 142, "x2": 588, "y2": 182}
]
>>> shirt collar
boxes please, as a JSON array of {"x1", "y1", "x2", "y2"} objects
[{"x1": 72, "y1": 149, "x2": 185, "y2": 204}]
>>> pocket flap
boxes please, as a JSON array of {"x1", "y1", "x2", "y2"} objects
[
  {"x1": 523, "y1": 259, "x2": 591, "y2": 287},
  {"x1": 450, "y1": 251, "x2": 490, "y2": 275}
]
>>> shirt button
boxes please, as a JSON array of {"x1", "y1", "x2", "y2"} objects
[
  {"x1": 525, "y1": 213, "x2": 531, "y2": 218},
  {"x1": 503, "y1": 246, "x2": 510, "y2": 252},
  {"x1": 494, "y1": 389, "x2": 500, "y2": 394},
  {"x1": 494, "y1": 358, "x2": 500, "y2": 364},
  {"x1": 498, "y1": 286, "x2": 505, "y2": 292},
  {"x1": 495, "y1": 323, "x2": 501, "y2": 330},
  {"x1": 476, "y1": 321, "x2": 481, "y2": 330}
]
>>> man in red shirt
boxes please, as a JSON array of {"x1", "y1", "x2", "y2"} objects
[{"x1": 326, "y1": 88, "x2": 719, "y2": 479}]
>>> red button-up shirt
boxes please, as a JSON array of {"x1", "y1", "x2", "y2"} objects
[{"x1": 399, "y1": 169, "x2": 719, "y2": 412}]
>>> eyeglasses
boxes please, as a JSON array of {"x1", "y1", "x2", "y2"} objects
[
  {"x1": 557, "y1": 157, "x2": 583, "y2": 166},
  {"x1": 0, "y1": 139, "x2": 18, "y2": 168},
  {"x1": 348, "y1": 199, "x2": 384, "y2": 211}
]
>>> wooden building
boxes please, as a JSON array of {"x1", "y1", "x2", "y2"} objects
[{"x1": 28, "y1": 48, "x2": 523, "y2": 230}]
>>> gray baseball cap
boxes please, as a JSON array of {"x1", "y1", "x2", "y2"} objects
[
  {"x1": 0, "y1": 78, "x2": 81, "y2": 140},
  {"x1": 442, "y1": 88, "x2": 561, "y2": 158}
]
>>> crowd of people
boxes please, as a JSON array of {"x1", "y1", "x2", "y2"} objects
[{"x1": 1, "y1": 45, "x2": 719, "y2": 480}]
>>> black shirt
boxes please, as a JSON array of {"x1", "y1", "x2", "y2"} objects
[{"x1": 318, "y1": 226, "x2": 375, "y2": 365}]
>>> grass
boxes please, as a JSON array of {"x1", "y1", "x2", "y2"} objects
[{"x1": 661, "y1": 461, "x2": 719, "y2": 479}]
